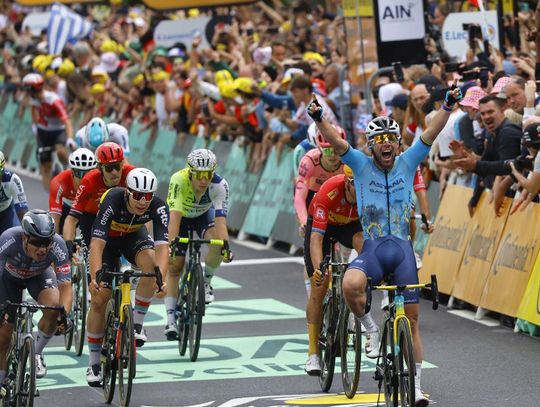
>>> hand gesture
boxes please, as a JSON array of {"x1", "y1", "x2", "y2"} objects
[{"x1": 306, "y1": 93, "x2": 323, "y2": 122}]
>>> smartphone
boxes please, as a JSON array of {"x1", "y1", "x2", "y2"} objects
[
  {"x1": 246, "y1": 28, "x2": 254, "y2": 36},
  {"x1": 392, "y1": 61, "x2": 404, "y2": 82},
  {"x1": 445, "y1": 62, "x2": 461, "y2": 73},
  {"x1": 479, "y1": 68, "x2": 489, "y2": 88},
  {"x1": 425, "y1": 59, "x2": 433, "y2": 70},
  {"x1": 461, "y1": 69, "x2": 479, "y2": 82}
]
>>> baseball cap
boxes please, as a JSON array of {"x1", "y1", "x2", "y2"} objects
[
  {"x1": 100, "y1": 52, "x2": 120, "y2": 73},
  {"x1": 491, "y1": 76, "x2": 512, "y2": 96},
  {"x1": 522, "y1": 123, "x2": 540, "y2": 147},
  {"x1": 459, "y1": 86, "x2": 487, "y2": 110},
  {"x1": 385, "y1": 93, "x2": 408, "y2": 110}
]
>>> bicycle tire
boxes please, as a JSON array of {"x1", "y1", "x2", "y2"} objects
[
  {"x1": 318, "y1": 294, "x2": 336, "y2": 392},
  {"x1": 102, "y1": 300, "x2": 117, "y2": 404},
  {"x1": 118, "y1": 305, "x2": 135, "y2": 407},
  {"x1": 188, "y1": 264, "x2": 205, "y2": 362},
  {"x1": 396, "y1": 318, "x2": 415, "y2": 407},
  {"x1": 380, "y1": 322, "x2": 397, "y2": 407},
  {"x1": 74, "y1": 263, "x2": 88, "y2": 357},
  {"x1": 177, "y1": 274, "x2": 189, "y2": 356},
  {"x1": 339, "y1": 308, "x2": 361, "y2": 399},
  {"x1": 15, "y1": 336, "x2": 35, "y2": 407}
]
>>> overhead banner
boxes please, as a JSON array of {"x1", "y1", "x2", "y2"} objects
[
  {"x1": 143, "y1": 0, "x2": 255, "y2": 10},
  {"x1": 22, "y1": 12, "x2": 51, "y2": 37},
  {"x1": 517, "y1": 251, "x2": 540, "y2": 326},
  {"x1": 451, "y1": 192, "x2": 511, "y2": 306},
  {"x1": 377, "y1": 0, "x2": 425, "y2": 42},
  {"x1": 419, "y1": 185, "x2": 473, "y2": 294},
  {"x1": 479, "y1": 201, "x2": 540, "y2": 317},
  {"x1": 154, "y1": 17, "x2": 211, "y2": 50}
]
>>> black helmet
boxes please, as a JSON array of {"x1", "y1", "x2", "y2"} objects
[
  {"x1": 21, "y1": 209, "x2": 55, "y2": 239},
  {"x1": 522, "y1": 123, "x2": 540, "y2": 148}
]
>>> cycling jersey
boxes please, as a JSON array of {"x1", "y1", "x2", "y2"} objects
[
  {"x1": 341, "y1": 139, "x2": 430, "y2": 241},
  {"x1": 92, "y1": 187, "x2": 168, "y2": 244},
  {"x1": 413, "y1": 166, "x2": 426, "y2": 192},
  {"x1": 295, "y1": 149, "x2": 343, "y2": 226},
  {"x1": 75, "y1": 123, "x2": 130, "y2": 156},
  {"x1": 0, "y1": 170, "x2": 27, "y2": 213},
  {"x1": 167, "y1": 168, "x2": 229, "y2": 218},
  {"x1": 293, "y1": 139, "x2": 315, "y2": 177},
  {"x1": 49, "y1": 169, "x2": 76, "y2": 216},
  {"x1": 69, "y1": 164, "x2": 135, "y2": 217},
  {"x1": 31, "y1": 91, "x2": 69, "y2": 131},
  {"x1": 0, "y1": 226, "x2": 71, "y2": 282}
]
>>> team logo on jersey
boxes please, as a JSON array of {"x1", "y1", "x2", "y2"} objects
[
  {"x1": 327, "y1": 189, "x2": 338, "y2": 200},
  {"x1": 156, "y1": 205, "x2": 168, "y2": 227},
  {"x1": 315, "y1": 207, "x2": 326, "y2": 220}
]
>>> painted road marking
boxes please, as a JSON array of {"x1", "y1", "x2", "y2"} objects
[
  {"x1": 208, "y1": 276, "x2": 241, "y2": 289},
  {"x1": 219, "y1": 257, "x2": 304, "y2": 267},
  {"x1": 143, "y1": 299, "x2": 305, "y2": 327},
  {"x1": 39, "y1": 334, "x2": 436, "y2": 390}
]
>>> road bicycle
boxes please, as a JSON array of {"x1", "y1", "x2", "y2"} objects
[
  {"x1": 170, "y1": 233, "x2": 230, "y2": 362},
  {"x1": 317, "y1": 240, "x2": 362, "y2": 398},
  {"x1": 367, "y1": 275, "x2": 439, "y2": 407},
  {"x1": 97, "y1": 265, "x2": 162, "y2": 407},
  {"x1": 0, "y1": 301, "x2": 65, "y2": 407}
]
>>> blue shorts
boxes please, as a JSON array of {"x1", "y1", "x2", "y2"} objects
[
  {"x1": 0, "y1": 205, "x2": 20, "y2": 235},
  {"x1": 348, "y1": 235, "x2": 419, "y2": 304},
  {"x1": 173, "y1": 209, "x2": 216, "y2": 257}
]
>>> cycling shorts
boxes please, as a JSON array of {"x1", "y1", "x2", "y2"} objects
[
  {"x1": 348, "y1": 235, "x2": 419, "y2": 304},
  {"x1": 172, "y1": 209, "x2": 215, "y2": 257},
  {"x1": 304, "y1": 215, "x2": 361, "y2": 278},
  {"x1": 0, "y1": 268, "x2": 57, "y2": 322},
  {"x1": 0, "y1": 205, "x2": 20, "y2": 235},
  {"x1": 37, "y1": 128, "x2": 67, "y2": 164}
]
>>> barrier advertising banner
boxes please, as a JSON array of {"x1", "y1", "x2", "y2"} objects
[
  {"x1": 479, "y1": 202, "x2": 540, "y2": 317},
  {"x1": 517, "y1": 251, "x2": 540, "y2": 326},
  {"x1": 451, "y1": 192, "x2": 511, "y2": 306},
  {"x1": 419, "y1": 185, "x2": 473, "y2": 294}
]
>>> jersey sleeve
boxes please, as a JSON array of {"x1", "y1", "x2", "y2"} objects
[
  {"x1": 69, "y1": 175, "x2": 91, "y2": 217},
  {"x1": 166, "y1": 172, "x2": 185, "y2": 214},
  {"x1": 310, "y1": 200, "x2": 330, "y2": 234},
  {"x1": 110, "y1": 124, "x2": 130, "y2": 156},
  {"x1": 48, "y1": 175, "x2": 64, "y2": 215},
  {"x1": 212, "y1": 178, "x2": 229, "y2": 217},
  {"x1": 340, "y1": 145, "x2": 369, "y2": 174},
  {"x1": 0, "y1": 232, "x2": 15, "y2": 273},
  {"x1": 400, "y1": 138, "x2": 431, "y2": 171},
  {"x1": 294, "y1": 155, "x2": 311, "y2": 225},
  {"x1": 91, "y1": 190, "x2": 115, "y2": 241},
  {"x1": 51, "y1": 236, "x2": 71, "y2": 283},
  {"x1": 9, "y1": 174, "x2": 28, "y2": 212},
  {"x1": 151, "y1": 199, "x2": 169, "y2": 244}
]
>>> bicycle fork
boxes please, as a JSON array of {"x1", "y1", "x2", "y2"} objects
[{"x1": 115, "y1": 283, "x2": 135, "y2": 362}]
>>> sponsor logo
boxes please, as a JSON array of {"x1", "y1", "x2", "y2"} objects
[
  {"x1": 156, "y1": 205, "x2": 168, "y2": 226},
  {"x1": 327, "y1": 189, "x2": 338, "y2": 200},
  {"x1": 93, "y1": 229, "x2": 106, "y2": 237},
  {"x1": 51, "y1": 241, "x2": 67, "y2": 262},
  {"x1": 382, "y1": 2, "x2": 415, "y2": 21},
  {"x1": 315, "y1": 207, "x2": 326, "y2": 220},
  {"x1": 0, "y1": 237, "x2": 15, "y2": 253},
  {"x1": 100, "y1": 205, "x2": 114, "y2": 226}
]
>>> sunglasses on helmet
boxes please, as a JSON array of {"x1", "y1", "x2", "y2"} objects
[
  {"x1": 129, "y1": 189, "x2": 154, "y2": 201},
  {"x1": 100, "y1": 163, "x2": 122, "y2": 173},
  {"x1": 190, "y1": 170, "x2": 214, "y2": 180},
  {"x1": 371, "y1": 133, "x2": 399, "y2": 145}
]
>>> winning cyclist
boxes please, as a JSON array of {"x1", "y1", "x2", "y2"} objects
[
  {"x1": 75, "y1": 117, "x2": 130, "y2": 158},
  {"x1": 49, "y1": 148, "x2": 96, "y2": 233},
  {"x1": 0, "y1": 210, "x2": 71, "y2": 379},
  {"x1": 0, "y1": 151, "x2": 28, "y2": 234},
  {"x1": 307, "y1": 87, "x2": 462, "y2": 405},
  {"x1": 86, "y1": 168, "x2": 167, "y2": 386},
  {"x1": 163, "y1": 149, "x2": 232, "y2": 340}
]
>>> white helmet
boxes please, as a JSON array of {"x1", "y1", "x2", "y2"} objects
[
  {"x1": 69, "y1": 148, "x2": 96, "y2": 170},
  {"x1": 126, "y1": 168, "x2": 158, "y2": 193},
  {"x1": 365, "y1": 116, "x2": 401, "y2": 145},
  {"x1": 85, "y1": 117, "x2": 109, "y2": 148},
  {"x1": 187, "y1": 149, "x2": 217, "y2": 171},
  {"x1": 306, "y1": 123, "x2": 318, "y2": 147}
]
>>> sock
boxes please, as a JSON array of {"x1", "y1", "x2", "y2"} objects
[
  {"x1": 0, "y1": 370, "x2": 6, "y2": 382},
  {"x1": 305, "y1": 279, "x2": 311, "y2": 298},
  {"x1": 164, "y1": 296, "x2": 177, "y2": 325},
  {"x1": 87, "y1": 332, "x2": 104, "y2": 366},
  {"x1": 307, "y1": 323, "x2": 321, "y2": 355},
  {"x1": 134, "y1": 295, "x2": 152, "y2": 326},
  {"x1": 415, "y1": 362, "x2": 422, "y2": 389},
  {"x1": 359, "y1": 312, "x2": 379, "y2": 333},
  {"x1": 34, "y1": 330, "x2": 52, "y2": 355},
  {"x1": 204, "y1": 265, "x2": 218, "y2": 283}
]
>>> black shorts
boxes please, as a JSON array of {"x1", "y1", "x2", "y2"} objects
[
  {"x1": 0, "y1": 269, "x2": 57, "y2": 322},
  {"x1": 172, "y1": 209, "x2": 215, "y2": 257},
  {"x1": 303, "y1": 215, "x2": 362, "y2": 278},
  {"x1": 37, "y1": 128, "x2": 67, "y2": 164}
]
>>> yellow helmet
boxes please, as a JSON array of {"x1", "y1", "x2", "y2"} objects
[
  {"x1": 91, "y1": 83, "x2": 106, "y2": 95},
  {"x1": 218, "y1": 81, "x2": 238, "y2": 99},
  {"x1": 57, "y1": 59, "x2": 75, "y2": 77},
  {"x1": 234, "y1": 77, "x2": 254, "y2": 95},
  {"x1": 343, "y1": 165, "x2": 353, "y2": 178},
  {"x1": 214, "y1": 70, "x2": 233, "y2": 85}
]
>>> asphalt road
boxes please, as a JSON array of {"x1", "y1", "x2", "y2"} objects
[{"x1": 15, "y1": 173, "x2": 540, "y2": 407}]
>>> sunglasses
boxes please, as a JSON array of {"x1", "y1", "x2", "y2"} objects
[
  {"x1": 371, "y1": 134, "x2": 399, "y2": 145},
  {"x1": 100, "y1": 163, "x2": 122, "y2": 173},
  {"x1": 320, "y1": 147, "x2": 335, "y2": 156},
  {"x1": 72, "y1": 169, "x2": 89, "y2": 179},
  {"x1": 190, "y1": 170, "x2": 214, "y2": 180},
  {"x1": 129, "y1": 190, "x2": 154, "y2": 201},
  {"x1": 28, "y1": 238, "x2": 53, "y2": 248}
]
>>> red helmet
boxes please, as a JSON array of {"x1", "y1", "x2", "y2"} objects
[
  {"x1": 95, "y1": 142, "x2": 124, "y2": 164},
  {"x1": 315, "y1": 125, "x2": 346, "y2": 148},
  {"x1": 22, "y1": 73, "x2": 44, "y2": 91}
]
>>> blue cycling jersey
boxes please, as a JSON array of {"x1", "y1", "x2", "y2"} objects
[{"x1": 341, "y1": 139, "x2": 430, "y2": 241}]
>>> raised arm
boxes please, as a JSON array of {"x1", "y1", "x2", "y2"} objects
[
  {"x1": 307, "y1": 93, "x2": 348, "y2": 155},
  {"x1": 421, "y1": 87, "x2": 463, "y2": 144}
]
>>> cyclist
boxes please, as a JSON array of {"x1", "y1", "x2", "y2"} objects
[
  {"x1": 0, "y1": 151, "x2": 28, "y2": 234},
  {"x1": 85, "y1": 168, "x2": 167, "y2": 386},
  {"x1": 62, "y1": 142, "x2": 135, "y2": 251},
  {"x1": 0, "y1": 210, "x2": 71, "y2": 379},
  {"x1": 164, "y1": 149, "x2": 232, "y2": 340},
  {"x1": 307, "y1": 87, "x2": 462, "y2": 405},
  {"x1": 295, "y1": 126, "x2": 345, "y2": 296},
  {"x1": 292, "y1": 123, "x2": 318, "y2": 177},
  {"x1": 75, "y1": 117, "x2": 130, "y2": 158},
  {"x1": 22, "y1": 73, "x2": 76, "y2": 191},
  {"x1": 49, "y1": 148, "x2": 96, "y2": 233}
]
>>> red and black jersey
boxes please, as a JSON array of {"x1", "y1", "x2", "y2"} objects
[{"x1": 49, "y1": 169, "x2": 77, "y2": 215}]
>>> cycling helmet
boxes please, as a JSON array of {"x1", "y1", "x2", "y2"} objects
[
  {"x1": 21, "y1": 209, "x2": 55, "y2": 239},
  {"x1": 187, "y1": 149, "x2": 217, "y2": 171},
  {"x1": 22, "y1": 73, "x2": 44, "y2": 91},
  {"x1": 126, "y1": 168, "x2": 158, "y2": 192},
  {"x1": 365, "y1": 116, "x2": 401, "y2": 145},
  {"x1": 522, "y1": 123, "x2": 540, "y2": 148},
  {"x1": 69, "y1": 148, "x2": 96, "y2": 170},
  {"x1": 306, "y1": 123, "x2": 318, "y2": 147},
  {"x1": 315, "y1": 125, "x2": 346, "y2": 148},
  {"x1": 85, "y1": 118, "x2": 110, "y2": 148},
  {"x1": 0, "y1": 151, "x2": 5, "y2": 170},
  {"x1": 57, "y1": 58, "x2": 75, "y2": 77},
  {"x1": 343, "y1": 165, "x2": 353, "y2": 178},
  {"x1": 95, "y1": 142, "x2": 124, "y2": 164},
  {"x1": 20, "y1": 55, "x2": 34, "y2": 71}
]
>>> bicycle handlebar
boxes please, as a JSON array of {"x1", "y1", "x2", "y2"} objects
[
  {"x1": 367, "y1": 274, "x2": 440, "y2": 310},
  {"x1": 0, "y1": 301, "x2": 66, "y2": 322},
  {"x1": 96, "y1": 266, "x2": 164, "y2": 292},
  {"x1": 171, "y1": 236, "x2": 226, "y2": 247}
]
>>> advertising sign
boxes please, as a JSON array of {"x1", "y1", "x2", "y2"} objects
[
  {"x1": 377, "y1": 0, "x2": 426, "y2": 42},
  {"x1": 22, "y1": 12, "x2": 51, "y2": 36},
  {"x1": 153, "y1": 17, "x2": 211, "y2": 50}
]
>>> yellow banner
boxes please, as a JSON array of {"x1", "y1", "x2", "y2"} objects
[
  {"x1": 16, "y1": 0, "x2": 96, "y2": 5},
  {"x1": 479, "y1": 201, "x2": 540, "y2": 317},
  {"x1": 451, "y1": 192, "x2": 511, "y2": 306},
  {"x1": 419, "y1": 185, "x2": 473, "y2": 294},
  {"x1": 343, "y1": 0, "x2": 373, "y2": 17},
  {"x1": 143, "y1": 0, "x2": 255, "y2": 10},
  {"x1": 502, "y1": 0, "x2": 514, "y2": 15},
  {"x1": 517, "y1": 251, "x2": 540, "y2": 325}
]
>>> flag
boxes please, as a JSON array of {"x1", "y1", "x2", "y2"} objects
[{"x1": 47, "y1": 3, "x2": 93, "y2": 55}]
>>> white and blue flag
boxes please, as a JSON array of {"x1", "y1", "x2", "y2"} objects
[{"x1": 47, "y1": 3, "x2": 93, "y2": 55}]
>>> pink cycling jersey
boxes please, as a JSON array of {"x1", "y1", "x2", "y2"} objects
[{"x1": 294, "y1": 148, "x2": 343, "y2": 226}]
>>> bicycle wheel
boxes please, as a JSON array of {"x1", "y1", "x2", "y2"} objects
[
  {"x1": 74, "y1": 263, "x2": 88, "y2": 356},
  {"x1": 188, "y1": 264, "x2": 205, "y2": 362},
  {"x1": 118, "y1": 305, "x2": 135, "y2": 407},
  {"x1": 318, "y1": 294, "x2": 336, "y2": 392},
  {"x1": 396, "y1": 318, "x2": 415, "y2": 407},
  {"x1": 380, "y1": 323, "x2": 398, "y2": 407},
  {"x1": 102, "y1": 300, "x2": 117, "y2": 404},
  {"x1": 339, "y1": 308, "x2": 361, "y2": 399},
  {"x1": 177, "y1": 274, "x2": 189, "y2": 356},
  {"x1": 15, "y1": 336, "x2": 35, "y2": 407}
]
